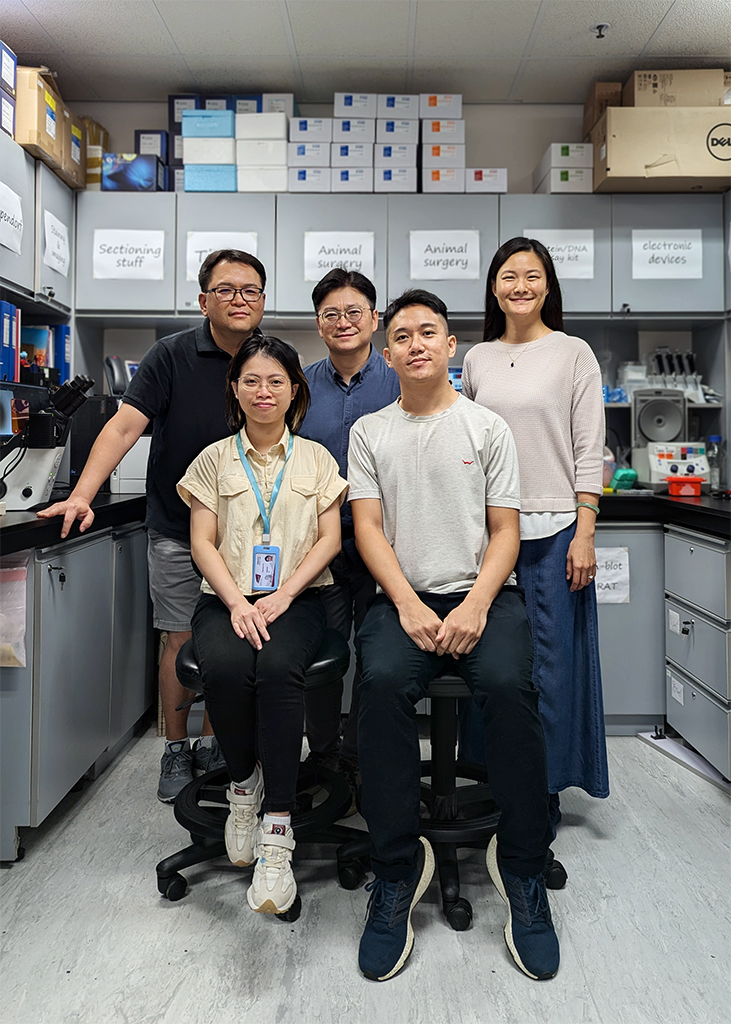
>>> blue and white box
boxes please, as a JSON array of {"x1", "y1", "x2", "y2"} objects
[
  {"x1": 1, "y1": 39, "x2": 17, "y2": 97},
  {"x1": 184, "y1": 164, "x2": 238, "y2": 192},
  {"x1": 289, "y1": 118, "x2": 332, "y2": 143},
  {"x1": 375, "y1": 144, "x2": 417, "y2": 167},
  {"x1": 1, "y1": 301, "x2": 16, "y2": 381},
  {"x1": 134, "y1": 129, "x2": 168, "y2": 162},
  {"x1": 331, "y1": 143, "x2": 373, "y2": 167},
  {"x1": 102, "y1": 154, "x2": 166, "y2": 191},
  {"x1": 374, "y1": 166, "x2": 417, "y2": 193},
  {"x1": 334, "y1": 92, "x2": 377, "y2": 118},
  {"x1": 287, "y1": 142, "x2": 329, "y2": 167},
  {"x1": 168, "y1": 94, "x2": 199, "y2": 132},
  {"x1": 331, "y1": 167, "x2": 374, "y2": 193},
  {"x1": 202, "y1": 95, "x2": 234, "y2": 111},
  {"x1": 168, "y1": 166, "x2": 185, "y2": 192},
  {"x1": 376, "y1": 119, "x2": 419, "y2": 144},
  {"x1": 377, "y1": 94, "x2": 419, "y2": 118},
  {"x1": 1, "y1": 91, "x2": 15, "y2": 139},
  {"x1": 332, "y1": 118, "x2": 375, "y2": 143},
  {"x1": 232, "y1": 94, "x2": 262, "y2": 113},
  {"x1": 287, "y1": 167, "x2": 331, "y2": 192},
  {"x1": 182, "y1": 109, "x2": 235, "y2": 138}
]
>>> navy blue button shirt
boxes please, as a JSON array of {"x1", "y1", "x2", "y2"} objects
[{"x1": 299, "y1": 345, "x2": 401, "y2": 542}]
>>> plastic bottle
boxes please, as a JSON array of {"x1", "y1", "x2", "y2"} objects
[{"x1": 706, "y1": 435, "x2": 722, "y2": 492}]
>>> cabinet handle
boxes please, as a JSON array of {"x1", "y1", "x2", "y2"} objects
[
  {"x1": 689, "y1": 546, "x2": 694, "y2": 554},
  {"x1": 681, "y1": 619, "x2": 694, "y2": 636},
  {"x1": 47, "y1": 564, "x2": 66, "y2": 590}
]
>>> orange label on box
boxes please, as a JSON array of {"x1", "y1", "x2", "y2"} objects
[
  {"x1": 431, "y1": 145, "x2": 440, "y2": 156},
  {"x1": 431, "y1": 121, "x2": 440, "y2": 132},
  {"x1": 431, "y1": 170, "x2": 440, "y2": 181},
  {"x1": 428, "y1": 95, "x2": 437, "y2": 107}
]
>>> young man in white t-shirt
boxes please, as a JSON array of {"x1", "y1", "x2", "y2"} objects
[{"x1": 348, "y1": 289, "x2": 558, "y2": 984}]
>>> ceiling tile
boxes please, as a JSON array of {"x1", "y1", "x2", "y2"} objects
[
  {"x1": 183, "y1": 56, "x2": 301, "y2": 93},
  {"x1": 643, "y1": 0, "x2": 731, "y2": 56},
  {"x1": 2, "y1": 1, "x2": 60, "y2": 53},
  {"x1": 287, "y1": 1, "x2": 411, "y2": 57},
  {"x1": 19, "y1": 0, "x2": 177, "y2": 55},
  {"x1": 413, "y1": 1, "x2": 542, "y2": 58},
  {"x1": 13, "y1": 50, "x2": 96, "y2": 100},
  {"x1": 411, "y1": 57, "x2": 521, "y2": 102},
  {"x1": 59, "y1": 54, "x2": 195, "y2": 100},
  {"x1": 511, "y1": 57, "x2": 641, "y2": 103},
  {"x1": 157, "y1": 1, "x2": 291, "y2": 56},
  {"x1": 298, "y1": 58, "x2": 408, "y2": 101},
  {"x1": 530, "y1": 1, "x2": 675, "y2": 58}
]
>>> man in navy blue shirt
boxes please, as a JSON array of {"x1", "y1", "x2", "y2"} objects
[{"x1": 299, "y1": 269, "x2": 400, "y2": 801}]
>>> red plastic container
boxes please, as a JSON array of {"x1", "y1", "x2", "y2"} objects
[{"x1": 665, "y1": 475, "x2": 706, "y2": 496}]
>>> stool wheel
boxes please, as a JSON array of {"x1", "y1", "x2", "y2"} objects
[
  {"x1": 544, "y1": 857, "x2": 568, "y2": 890},
  {"x1": 159, "y1": 873, "x2": 188, "y2": 901},
  {"x1": 337, "y1": 860, "x2": 367, "y2": 890},
  {"x1": 277, "y1": 895, "x2": 302, "y2": 922},
  {"x1": 445, "y1": 897, "x2": 472, "y2": 931}
]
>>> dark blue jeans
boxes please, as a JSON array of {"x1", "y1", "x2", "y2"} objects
[
  {"x1": 357, "y1": 587, "x2": 551, "y2": 882},
  {"x1": 192, "y1": 590, "x2": 326, "y2": 812}
]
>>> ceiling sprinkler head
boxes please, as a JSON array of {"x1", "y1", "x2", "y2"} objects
[{"x1": 591, "y1": 23, "x2": 610, "y2": 39}]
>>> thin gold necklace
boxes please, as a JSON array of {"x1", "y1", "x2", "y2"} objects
[{"x1": 499, "y1": 333, "x2": 547, "y2": 367}]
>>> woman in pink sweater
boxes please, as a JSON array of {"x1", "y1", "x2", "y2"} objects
[{"x1": 459, "y1": 236, "x2": 609, "y2": 849}]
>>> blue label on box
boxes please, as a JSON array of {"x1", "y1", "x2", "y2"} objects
[
  {"x1": 344, "y1": 95, "x2": 353, "y2": 106},
  {"x1": 386, "y1": 97, "x2": 395, "y2": 108},
  {"x1": 342, "y1": 121, "x2": 350, "y2": 132},
  {"x1": 297, "y1": 144, "x2": 305, "y2": 155},
  {"x1": 298, "y1": 120, "x2": 307, "y2": 131},
  {"x1": 386, "y1": 121, "x2": 394, "y2": 133},
  {"x1": 340, "y1": 145, "x2": 348, "y2": 156},
  {"x1": 384, "y1": 146, "x2": 392, "y2": 157},
  {"x1": 384, "y1": 170, "x2": 392, "y2": 181},
  {"x1": 298, "y1": 169, "x2": 306, "y2": 180},
  {"x1": 341, "y1": 170, "x2": 349, "y2": 181}
]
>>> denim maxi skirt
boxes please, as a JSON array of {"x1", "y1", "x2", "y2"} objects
[{"x1": 458, "y1": 522, "x2": 610, "y2": 799}]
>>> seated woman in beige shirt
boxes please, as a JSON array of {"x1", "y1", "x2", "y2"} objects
[{"x1": 177, "y1": 336, "x2": 347, "y2": 916}]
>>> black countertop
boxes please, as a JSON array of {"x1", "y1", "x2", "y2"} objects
[{"x1": 0, "y1": 493, "x2": 147, "y2": 556}]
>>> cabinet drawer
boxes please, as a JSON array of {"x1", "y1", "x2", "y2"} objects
[
  {"x1": 665, "y1": 599, "x2": 731, "y2": 700},
  {"x1": 666, "y1": 666, "x2": 731, "y2": 780},
  {"x1": 665, "y1": 530, "x2": 730, "y2": 622}
]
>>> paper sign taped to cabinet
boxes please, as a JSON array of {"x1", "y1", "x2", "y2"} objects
[
  {"x1": 93, "y1": 229, "x2": 165, "y2": 280},
  {"x1": 594, "y1": 546, "x2": 630, "y2": 603},
  {"x1": 523, "y1": 229, "x2": 594, "y2": 279},
  {"x1": 0, "y1": 180, "x2": 23, "y2": 255},
  {"x1": 631, "y1": 230, "x2": 703, "y2": 279},
  {"x1": 304, "y1": 231, "x2": 375, "y2": 281},
  {"x1": 186, "y1": 231, "x2": 258, "y2": 281},
  {"x1": 43, "y1": 210, "x2": 70, "y2": 277},
  {"x1": 410, "y1": 230, "x2": 480, "y2": 280}
]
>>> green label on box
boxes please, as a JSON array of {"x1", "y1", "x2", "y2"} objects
[
  {"x1": 561, "y1": 145, "x2": 569, "y2": 156},
  {"x1": 561, "y1": 170, "x2": 569, "y2": 181}
]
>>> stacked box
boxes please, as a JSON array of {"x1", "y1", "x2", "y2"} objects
[
  {"x1": 231, "y1": 94, "x2": 262, "y2": 113},
  {"x1": 583, "y1": 82, "x2": 622, "y2": 141},
  {"x1": 422, "y1": 144, "x2": 466, "y2": 169},
  {"x1": 328, "y1": 93, "x2": 377, "y2": 191},
  {"x1": 86, "y1": 145, "x2": 104, "y2": 190},
  {"x1": 334, "y1": 93, "x2": 377, "y2": 119},
  {"x1": 287, "y1": 142, "x2": 329, "y2": 167},
  {"x1": 332, "y1": 118, "x2": 375, "y2": 143},
  {"x1": 102, "y1": 153, "x2": 166, "y2": 192},
  {"x1": 374, "y1": 167, "x2": 417, "y2": 193},
  {"x1": 181, "y1": 109, "x2": 236, "y2": 191},
  {"x1": 288, "y1": 168, "x2": 331, "y2": 193},
  {"x1": 419, "y1": 111, "x2": 466, "y2": 192},
  {"x1": 533, "y1": 143, "x2": 593, "y2": 193},
  {"x1": 263, "y1": 93, "x2": 297, "y2": 117},
  {"x1": 422, "y1": 168, "x2": 465, "y2": 193},
  {"x1": 375, "y1": 144, "x2": 417, "y2": 168},
  {"x1": 236, "y1": 111, "x2": 288, "y2": 192},
  {"x1": 14, "y1": 66, "x2": 64, "y2": 169},
  {"x1": 58, "y1": 107, "x2": 87, "y2": 189},
  {"x1": 376, "y1": 119, "x2": 419, "y2": 144},
  {"x1": 289, "y1": 118, "x2": 332, "y2": 143},
  {"x1": 419, "y1": 94, "x2": 462, "y2": 119},
  {"x1": 622, "y1": 69, "x2": 725, "y2": 108},
  {"x1": 465, "y1": 168, "x2": 508, "y2": 193},
  {"x1": 377, "y1": 94, "x2": 419, "y2": 118},
  {"x1": 331, "y1": 167, "x2": 373, "y2": 193},
  {"x1": 168, "y1": 94, "x2": 199, "y2": 167},
  {"x1": 135, "y1": 129, "x2": 168, "y2": 163},
  {"x1": 167, "y1": 166, "x2": 186, "y2": 193},
  {"x1": 80, "y1": 116, "x2": 109, "y2": 151},
  {"x1": 201, "y1": 95, "x2": 234, "y2": 111},
  {"x1": 1, "y1": 40, "x2": 17, "y2": 140},
  {"x1": 1, "y1": 89, "x2": 14, "y2": 140}
]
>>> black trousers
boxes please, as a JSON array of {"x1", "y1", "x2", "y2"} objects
[
  {"x1": 357, "y1": 588, "x2": 552, "y2": 881},
  {"x1": 192, "y1": 590, "x2": 326, "y2": 812}
]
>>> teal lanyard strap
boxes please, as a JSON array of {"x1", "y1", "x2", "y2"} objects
[{"x1": 235, "y1": 431, "x2": 294, "y2": 544}]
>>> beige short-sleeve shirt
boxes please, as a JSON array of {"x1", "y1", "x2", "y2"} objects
[{"x1": 177, "y1": 426, "x2": 348, "y2": 596}]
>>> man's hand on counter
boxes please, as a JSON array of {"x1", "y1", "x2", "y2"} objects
[{"x1": 37, "y1": 496, "x2": 95, "y2": 538}]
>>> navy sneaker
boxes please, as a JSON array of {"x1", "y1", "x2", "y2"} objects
[
  {"x1": 486, "y1": 835, "x2": 559, "y2": 980},
  {"x1": 358, "y1": 836, "x2": 435, "y2": 981}
]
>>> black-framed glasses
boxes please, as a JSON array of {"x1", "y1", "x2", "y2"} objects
[
  {"x1": 317, "y1": 306, "x2": 372, "y2": 326},
  {"x1": 207, "y1": 286, "x2": 264, "y2": 303}
]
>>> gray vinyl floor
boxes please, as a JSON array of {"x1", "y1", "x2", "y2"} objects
[{"x1": 1, "y1": 727, "x2": 729, "y2": 1024}]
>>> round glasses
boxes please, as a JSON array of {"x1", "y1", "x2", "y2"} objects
[
  {"x1": 207, "y1": 286, "x2": 264, "y2": 303},
  {"x1": 317, "y1": 306, "x2": 371, "y2": 326},
  {"x1": 237, "y1": 375, "x2": 290, "y2": 392}
]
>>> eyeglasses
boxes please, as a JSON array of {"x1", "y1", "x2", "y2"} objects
[
  {"x1": 236, "y1": 375, "x2": 290, "y2": 392},
  {"x1": 317, "y1": 306, "x2": 371, "y2": 326},
  {"x1": 207, "y1": 286, "x2": 264, "y2": 303}
]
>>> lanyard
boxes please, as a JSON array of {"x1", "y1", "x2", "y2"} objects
[{"x1": 235, "y1": 431, "x2": 294, "y2": 544}]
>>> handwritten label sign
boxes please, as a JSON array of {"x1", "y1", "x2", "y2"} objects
[
  {"x1": 0, "y1": 180, "x2": 23, "y2": 255},
  {"x1": 595, "y1": 547, "x2": 630, "y2": 604},
  {"x1": 632, "y1": 230, "x2": 703, "y2": 279},
  {"x1": 410, "y1": 230, "x2": 480, "y2": 279},
  {"x1": 523, "y1": 228, "x2": 594, "y2": 279},
  {"x1": 304, "y1": 231, "x2": 374, "y2": 281},
  {"x1": 93, "y1": 229, "x2": 165, "y2": 280},
  {"x1": 43, "y1": 210, "x2": 70, "y2": 277},
  {"x1": 186, "y1": 231, "x2": 258, "y2": 282}
]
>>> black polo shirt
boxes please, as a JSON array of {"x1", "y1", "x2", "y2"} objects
[{"x1": 122, "y1": 320, "x2": 262, "y2": 541}]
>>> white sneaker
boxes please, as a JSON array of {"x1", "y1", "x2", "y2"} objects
[
  {"x1": 246, "y1": 822, "x2": 297, "y2": 914},
  {"x1": 224, "y1": 767, "x2": 264, "y2": 867}
]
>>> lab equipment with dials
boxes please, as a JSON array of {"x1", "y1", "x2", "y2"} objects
[{"x1": 630, "y1": 388, "x2": 710, "y2": 492}]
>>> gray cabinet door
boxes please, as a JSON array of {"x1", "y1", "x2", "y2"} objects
[
  {"x1": 595, "y1": 524, "x2": 665, "y2": 717},
  {"x1": 34, "y1": 161, "x2": 74, "y2": 311},
  {"x1": 724, "y1": 189, "x2": 730, "y2": 314},
  {"x1": 75, "y1": 192, "x2": 176, "y2": 311},
  {"x1": 0, "y1": 131, "x2": 36, "y2": 296},
  {"x1": 109, "y1": 526, "x2": 155, "y2": 747},
  {"x1": 499, "y1": 194, "x2": 611, "y2": 313},
  {"x1": 275, "y1": 194, "x2": 388, "y2": 313},
  {"x1": 34, "y1": 534, "x2": 112, "y2": 823},
  {"x1": 176, "y1": 193, "x2": 275, "y2": 312},
  {"x1": 611, "y1": 194, "x2": 724, "y2": 313},
  {"x1": 387, "y1": 195, "x2": 499, "y2": 314}
]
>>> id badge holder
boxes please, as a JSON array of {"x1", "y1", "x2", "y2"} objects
[{"x1": 252, "y1": 545, "x2": 280, "y2": 591}]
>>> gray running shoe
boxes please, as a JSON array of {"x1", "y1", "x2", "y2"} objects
[
  {"x1": 157, "y1": 746, "x2": 194, "y2": 803},
  {"x1": 192, "y1": 738, "x2": 228, "y2": 777}
]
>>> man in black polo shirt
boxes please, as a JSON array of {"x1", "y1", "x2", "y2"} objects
[{"x1": 39, "y1": 250, "x2": 267, "y2": 801}]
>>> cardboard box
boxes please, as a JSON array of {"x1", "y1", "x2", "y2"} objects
[
  {"x1": 287, "y1": 142, "x2": 330, "y2": 167},
  {"x1": 374, "y1": 166, "x2": 417, "y2": 192},
  {"x1": 623, "y1": 69, "x2": 725, "y2": 108},
  {"x1": 725, "y1": 72, "x2": 731, "y2": 105},
  {"x1": 236, "y1": 112, "x2": 288, "y2": 140},
  {"x1": 1, "y1": 40, "x2": 17, "y2": 97},
  {"x1": 466, "y1": 168, "x2": 508, "y2": 193},
  {"x1": 533, "y1": 142, "x2": 593, "y2": 191},
  {"x1": 135, "y1": 129, "x2": 168, "y2": 162},
  {"x1": 419, "y1": 94, "x2": 462, "y2": 119},
  {"x1": 263, "y1": 93, "x2": 297, "y2": 117},
  {"x1": 183, "y1": 137, "x2": 236, "y2": 164},
  {"x1": 1, "y1": 90, "x2": 15, "y2": 139},
  {"x1": 102, "y1": 154, "x2": 165, "y2": 191},
  {"x1": 331, "y1": 167, "x2": 374, "y2": 192},
  {"x1": 421, "y1": 119, "x2": 466, "y2": 144},
  {"x1": 287, "y1": 167, "x2": 331, "y2": 192},
  {"x1": 377, "y1": 94, "x2": 419, "y2": 118},
  {"x1": 376, "y1": 118, "x2": 419, "y2": 144},
  {"x1": 334, "y1": 93, "x2": 377, "y2": 118},
  {"x1": 184, "y1": 164, "x2": 237, "y2": 192},
  {"x1": 289, "y1": 117, "x2": 332, "y2": 142},
  {"x1": 231, "y1": 94, "x2": 262, "y2": 114},
  {"x1": 422, "y1": 168, "x2": 465, "y2": 193},
  {"x1": 80, "y1": 116, "x2": 109, "y2": 151},
  {"x1": 583, "y1": 82, "x2": 622, "y2": 140},
  {"x1": 58, "y1": 107, "x2": 87, "y2": 189},
  {"x1": 181, "y1": 109, "x2": 234, "y2": 138},
  {"x1": 534, "y1": 168, "x2": 593, "y2": 194},
  {"x1": 331, "y1": 143, "x2": 374, "y2": 167},
  {"x1": 86, "y1": 144, "x2": 103, "y2": 190},
  {"x1": 375, "y1": 144, "x2": 417, "y2": 167},
  {"x1": 332, "y1": 118, "x2": 375, "y2": 143},
  {"x1": 237, "y1": 166, "x2": 288, "y2": 192},
  {"x1": 236, "y1": 139, "x2": 287, "y2": 166},
  {"x1": 201, "y1": 95, "x2": 234, "y2": 111},
  {"x1": 421, "y1": 144, "x2": 466, "y2": 168},
  {"x1": 14, "y1": 67, "x2": 64, "y2": 168},
  {"x1": 592, "y1": 106, "x2": 731, "y2": 193}
]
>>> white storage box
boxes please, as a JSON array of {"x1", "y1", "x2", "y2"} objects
[
  {"x1": 236, "y1": 139, "x2": 288, "y2": 166},
  {"x1": 374, "y1": 166, "x2": 417, "y2": 193},
  {"x1": 375, "y1": 144, "x2": 417, "y2": 167},
  {"x1": 331, "y1": 167, "x2": 374, "y2": 192},
  {"x1": 419, "y1": 94, "x2": 463, "y2": 119},
  {"x1": 422, "y1": 168, "x2": 465, "y2": 193},
  {"x1": 288, "y1": 167, "x2": 331, "y2": 192},
  {"x1": 332, "y1": 118, "x2": 376, "y2": 143},
  {"x1": 237, "y1": 166, "x2": 288, "y2": 192},
  {"x1": 262, "y1": 93, "x2": 295, "y2": 117},
  {"x1": 334, "y1": 92, "x2": 377, "y2": 118},
  {"x1": 533, "y1": 142, "x2": 593, "y2": 190},
  {"x1": 235, "y1": 112, "x2": 288, "y2": 140},
  {"x1": 421, "y1": 119, "x2": 466, "y2": 144},
  {"x1": 289, "y1": 117, "x2": 332, "y2": 142},
  {"x1": 377, "y1": 94, "x2": 419, "y2": 118},
  {"x1": 466, "y1": 168, "x2": 508, "y2": 193},
  {"x1": 534, "y1": 167, "x2": 593, "y2": 194},
  {"x1": 376, "y1": 119, "x2": 420, "y2": 144},
  {"x1": 287, "y1": 142, "x2": 330, "y2": 167},
  {"x1": 421, "y1": 144, "x2": 466, "y2": 168},
  {"x1": 331, "y1": 143, "x2": 374, "y2": 167},
  {"x1": 182, "y1": 137, "x2": 236, "y2": 164}
]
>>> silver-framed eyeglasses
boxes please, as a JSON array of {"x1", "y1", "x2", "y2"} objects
[
  {"x1": 237, "y1": 375, "x2": 290, "y2": 392},
  {"x1": 207, "y1": 286, "x2": 264, "y2": 303},
  {"x1": 317, "y1": 306, "x2": 371, "y2": 326}
]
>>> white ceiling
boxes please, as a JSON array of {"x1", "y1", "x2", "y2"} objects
[{"x1": 3, "y1": 0, "x2": 730, "y2": 105}]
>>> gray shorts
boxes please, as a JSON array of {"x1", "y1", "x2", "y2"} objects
[{"x1": 147, "y1": 528, "x2": 201, "y2": 632}]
